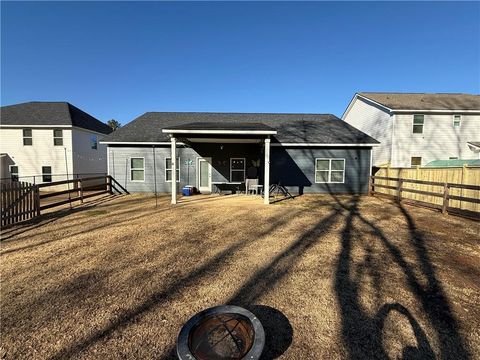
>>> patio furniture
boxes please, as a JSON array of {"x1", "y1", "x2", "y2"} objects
[
  {"x1": 212, "y1": 182, "x2": 243, "y2": 194},
  {"x1": 249, "y1": 184, "x2": 263, "y2": 195},
  {"x1": 246, "y1": 178, "x2": 259, "y2": 195},
  {"x1": 269, "y1": 182, "x2": 294, "y2": 200}
]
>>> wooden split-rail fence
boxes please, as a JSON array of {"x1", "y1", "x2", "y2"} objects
[{"x1": 1, "y1": 175, "x2": 128, "y2": 228}]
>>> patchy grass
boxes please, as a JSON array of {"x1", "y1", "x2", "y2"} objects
[
  {"x1": 84, "y1": 210, "x2": 109, "y2": 217},
  {"x1": 0, "y1": 194, "x2": 479, "y2": 359}
]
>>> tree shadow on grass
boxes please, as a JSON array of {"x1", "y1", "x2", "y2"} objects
[
  {"x1": 333, "y1": 194, "x2": 470, "y2": 359},
  {"x1": 47, "y1": 205, "x2": 312, "y2": 360}
]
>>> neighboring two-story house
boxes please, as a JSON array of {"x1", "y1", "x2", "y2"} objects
[
  {"x1": 342, "y1": 93, "x2": 480, "y2": 167},
  {"x1": 0, "y1": 102, "x2": 112, "y2": 183}
]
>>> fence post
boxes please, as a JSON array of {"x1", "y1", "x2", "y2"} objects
[
  {"x1": 108, "y1": 176, "x2": 113, "y2": 195},
  {"x1": 80, "y1": 179, "x2": 84, "y2": 203},
  {"x1": 397, "y1": 178, "x2": 403, "y2": 203},
  {"x1": 35, "y1": 185, "x2": 41, "y2": 216},
  {"x1": 368, "y1": 176, "x2": 372, "y2": 196},
  {"x1": 442, "y1": 183, "x2": 449, "y2": 215}
]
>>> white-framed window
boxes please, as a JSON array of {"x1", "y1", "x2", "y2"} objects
[
  {"x1": 9, "y1": 165, "x2": 19, "y2": 181},
  {"x1": 453, "y1": 115, "x2": 461, "y2": 128},
  {"x1": 53, "y1": 129, "x2": 63, "y2": 146},
  {"x1": 315, "y1": 158, "x2": 345, "y2": 183},
  {"x1": 23, "y1": 129, "x2": 32, "y2": 146},
  {"x1": 413, "y1": 115, "x2": 424, "y2": 134},
  {"x1": 230, "y1": 158, "x2": 246, "y2": 182},
  {"x1": 90, "y1": 135, "x2": 98, "y2": 150},
  {"x1": 130, "y1": 157, "x2": 145, "y2": 182},
  {"x1": 165, "y1": 157, "x2": 180, "y2": 182},
  {"x1": 42, "y1": 166, "x2": 52, "y2": 182},
  {"x1": 410, "y1": 157, "x2": 422, "y2": 167}
]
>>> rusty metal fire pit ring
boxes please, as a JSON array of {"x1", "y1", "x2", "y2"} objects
[{"x1": 176, "y1": 305, "x2": 265, "y2": 360}]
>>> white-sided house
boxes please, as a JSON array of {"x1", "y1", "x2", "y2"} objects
[
  {"x1": 0, "y1": 102, "x2": 112, "y2": 184},
  {"x1": 342, "y1": 93, "x2": 480, "y2": 167}
]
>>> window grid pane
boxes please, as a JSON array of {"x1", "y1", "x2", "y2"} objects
[
  {"x1": 23, "y1": 138, "x2": 33, "y2": 146},
  {"x1": 315, "y1": 170, "x2": 329, "y2": 183},
  {"x1": 315, "y1": 159, "x2": 329, "y2": 170},
  {"x1": 54, "y1": 138, "x2": 63, "y2": 146},
  {"x1": 413, "y1": 115, "x2": 424, "y2": 124},
  {"x1": 413, "y1": 125, "x2": 423, "y2": 134},
  {"x1": 131, "y1": 170, "x2": 144, "y2": 181},
  {"x1": 165, "y1": 158, "x2": 180, "y2": 182},
  {"x1": 331, "y1": 160, "x2": 344, "y2": 171},
  {"x1": 42, "y1": 166, "x2": 52, "y2": 182},
  {"x1": 330, "y1": 171, "x2": 344, "y2": 183},
  {"x1": 131, "y1": 158, "x2": 144, "y2": 169}
]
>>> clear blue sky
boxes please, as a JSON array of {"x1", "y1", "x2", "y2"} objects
[{"x1": 1, "y1": 1, "x2": 479, "y2": 125}]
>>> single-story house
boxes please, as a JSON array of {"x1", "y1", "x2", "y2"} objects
[{"x1": 100, "y1": 112, "x2": 379, "y2": 204}]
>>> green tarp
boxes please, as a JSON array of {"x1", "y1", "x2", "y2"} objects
[{"x1": 424, "y1": 159, "x2": 480, "y2": 167}]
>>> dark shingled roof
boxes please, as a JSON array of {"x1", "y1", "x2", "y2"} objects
[
  {"x1": 0, "y1": 102, "x2": 112, "y2": 134},
  {"x1": 102, "y1": 112, "x2": 379, "y2": 144},
  {"x1": 359, "y1": 93, "x2": 480, "y2": 111}
]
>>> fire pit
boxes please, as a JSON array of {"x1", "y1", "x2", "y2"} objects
[{"x1": 176, "y1": 305, "x2": 265, "y2": 360}]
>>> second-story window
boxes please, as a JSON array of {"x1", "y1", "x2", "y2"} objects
[
  {"x1": 53, "y1": 129, "x2": 63, "y2": 146},
  {"x1": 90, "y1": 135, "x2": 98, "y2": 150},
  {"x1": 453, "y1": 115, "x2": 461, "y2": 128},
  {"x1": 23, "y1": 129, "x2": 32, "y2": 146},
  {"x1": 412, "y1": 115, "x2": 424, "y2": 134}
]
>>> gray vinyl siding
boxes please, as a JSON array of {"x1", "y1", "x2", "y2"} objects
[
  {"x1": 270, "y1": 147, "x2": 371, "y2": 194},
  {"x1": 108, "y1": 145, "x2": 372, "y2": 194}
]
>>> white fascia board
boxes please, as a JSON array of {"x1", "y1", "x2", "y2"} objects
[
  {"x1": 271, "y1": 143, "x2": 380, "y2": 147},
  {"x1": 341, "y1": 93, "x2": 361, "y2": 120},
  {"x1": 0, "y1": 124, "x2": 72, "y2": 128},
  {"x1": 162, "y1": 129, "x2": 277, "y2": 135},
  {"x1": 356, "y1": 94, "x2": 393, "y2": 113},
  {"x1": 391, "y1": 109, "x2": 480, "y2": 114},
  {"x1": 467, "y1": 142, "x2": 480, "y2": 150},
  {"x1": 99, "y1": 141, "x2": 185, "y2": 145}
]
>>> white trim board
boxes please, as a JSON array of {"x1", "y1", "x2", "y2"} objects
[
  {"x1": 162, "y1": 129, "x2": 277, "y2": 135},
  {"x1": 100, "y1": 141, "x2": 186, "y2": 145},
  {"x1": 271, "y1": 143, "x2": 380, "y2": 147}
]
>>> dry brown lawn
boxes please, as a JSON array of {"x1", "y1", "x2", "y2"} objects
[{"x1": 1, "y1": 193, "x2": 479, "y2": 359}]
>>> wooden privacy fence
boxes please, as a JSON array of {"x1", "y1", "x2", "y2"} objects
[
  {"x1": 1, "y1": 175, "x2": 128, "y2": 228},
  {"x1": 370, "y1": 175, "x2": 480, "y2": 219},
  {"x1": 374, "y1": 166, "x2": 480, "y2": 213},
  {"x1": 1, "y1": 181, "x2": 40, "y2": 227}
]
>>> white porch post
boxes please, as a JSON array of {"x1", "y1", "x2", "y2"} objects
[
  {"x1": 264, "y1": 137, "x2": 270, "y2": 205},
  {"x1": 171, "y1": 136, "x2": 177, "y2": 205}
]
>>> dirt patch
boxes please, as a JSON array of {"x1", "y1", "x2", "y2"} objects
[{"x1": 0, "y1": 194, "x2": 479, "y2": 359}]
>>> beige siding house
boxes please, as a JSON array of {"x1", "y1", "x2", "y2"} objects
[
  {"x1": 342, "y1": 93, "x2": 480, "y2": 167},
  {"x1": 0, "y1": 102, "x2": 112, "y2": 184}
]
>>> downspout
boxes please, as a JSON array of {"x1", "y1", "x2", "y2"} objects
[{"x1": 390, "y1": 112, "x2": 395, "y2": 167}]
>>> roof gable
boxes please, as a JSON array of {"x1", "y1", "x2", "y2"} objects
[{"x1": 0, "y1": 102, "x2": 112, "y2": 134}]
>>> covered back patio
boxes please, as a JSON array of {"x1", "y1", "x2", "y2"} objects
[{"x1": 162, "y1": 122, "x2": 277, "y2": 205}]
